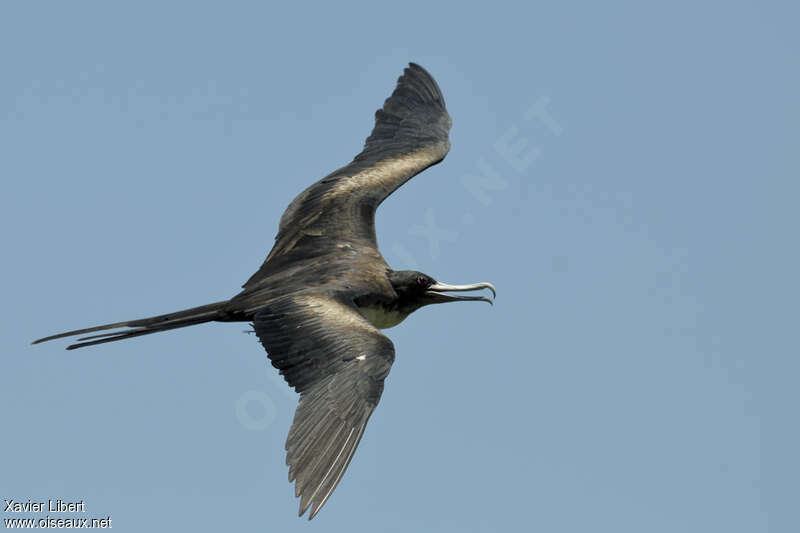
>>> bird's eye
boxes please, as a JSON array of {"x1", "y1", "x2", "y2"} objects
[{"x1": 416, "y1": 276, "x2": 427, "y2": 286}]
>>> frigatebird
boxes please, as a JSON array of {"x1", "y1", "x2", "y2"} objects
[{"x1": 34, "y1": 63, "x2": 495, "y2": 519}]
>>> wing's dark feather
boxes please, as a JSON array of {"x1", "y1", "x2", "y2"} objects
[
  {"x1": 242, "y1": 63, "x2": 451, "y2": 290},
  {"x1": 354, "y1": 62, "x2": 450, "y2": 163},
  {"x1": 253, "y1": 294, "x2": 395, "y2": 519}
]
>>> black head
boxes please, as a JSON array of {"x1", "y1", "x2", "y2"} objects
[
  {"x1": 387, "y1": 270, "x2": 495, "y2": 310},
  {"x1": 387, "y1": 270, "x2": 437, "y2": 298}
]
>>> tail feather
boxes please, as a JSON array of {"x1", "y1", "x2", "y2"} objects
[{"x1": 33, "y1": 300, "x2": 230, "y2": 350}]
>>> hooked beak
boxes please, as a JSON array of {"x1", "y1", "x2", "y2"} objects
[{"x1": 425, "y1": 281, "x2": 496, "y2": 305}]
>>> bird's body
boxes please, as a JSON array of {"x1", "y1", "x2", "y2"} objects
[{"x1": 34, "y1": 63, "x2": 494, "y2": 519}]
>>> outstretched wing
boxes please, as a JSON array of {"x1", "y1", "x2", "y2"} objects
[
  {"x1": 243, "y1": 63, "x2": 451, "y2": 289},
  {"x1": 253, "y1": 293, "x2": 395, "y2": 519}
]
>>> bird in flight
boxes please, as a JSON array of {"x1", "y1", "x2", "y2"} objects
[{"x1": 34, "y1": 63, "x2": 495, "y2": 519}]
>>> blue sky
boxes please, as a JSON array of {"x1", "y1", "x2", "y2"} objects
[{"x1": 2, "y1": 1, "x2": 798, "y2": 531}]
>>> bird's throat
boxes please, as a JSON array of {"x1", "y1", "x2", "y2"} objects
[{"x1": 356, "y1": 304, "x2": 410, "y2": 330}]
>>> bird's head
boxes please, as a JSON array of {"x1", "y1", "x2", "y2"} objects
[{"x1": 387, "y1": 270, "x2": 495, "y2": 311}]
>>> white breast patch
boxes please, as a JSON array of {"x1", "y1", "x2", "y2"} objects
[{"x1": 357, "y1": 305, "x2": 409, "y2": 330}]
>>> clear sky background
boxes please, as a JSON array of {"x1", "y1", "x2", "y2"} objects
[{"x1": 2, "y1": 1, "x2": 798, "y2": 532}]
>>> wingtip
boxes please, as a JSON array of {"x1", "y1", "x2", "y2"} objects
[
  {"x1": 384, "y1": 61, "x2": 447, "y2": 114},
  {"x1": 297, "y1": 501, "x2": 316, "y2": 520},
  {"x1": 401, "y1": 62, "x2": 436, "y2": 83},
  {"x1": 406, "y1": 61, "x2": 430, "y2": 73}
]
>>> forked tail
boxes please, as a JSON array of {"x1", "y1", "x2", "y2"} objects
[{"x1": 32, "y1": 300, "x2": 230, "y2": 350}]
